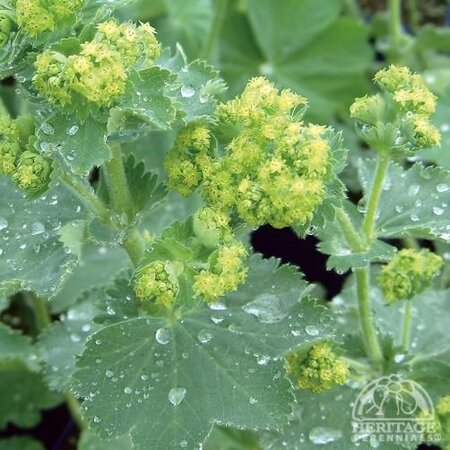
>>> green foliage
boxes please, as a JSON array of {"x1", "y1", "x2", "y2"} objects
[{"x1": 0, "y1": 1, "x2": 449, "y2": 449}]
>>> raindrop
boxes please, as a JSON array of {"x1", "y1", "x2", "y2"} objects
[
  {"x1": 41, "y1": 123, "x2": 55, "y2": 135},
  {"x1": 31, "y1": 222, "x2": 45, "y2": 235},
  {"x1": 309, "y1": 427, "x2": 342, "y2": 444},
  {"x1": 436, "y1": 183, "x2": 449, "y2": 193},
  {"x1": 197, "y1": 329, "x2": 213, "y2": 343},
  {"x1": 179, "y1": 440, "x2": 188, "y2": 448},
  {"x1": 66, "y1": 125, "x2": 79, "y2": 136},
  {"x1": 305, "y1": 325, "x2": 319, "y2": 336},
  {"x1": 93, "y1": 416, "x2": 101, "y2": 423},
  {"x1": 0, "y1": 218, "x2": 8, "y2": 231},
  {"x1": 257, "y1": 355, "x2": 270, "y2": 365},
  {"x1": 410, "y1": 214, "x2": 420, "y2": 222},
  {"x1": 168, "y1": 387, "x2": 186, "y2": 406},
  {"x1": 249, "y1": 397, "x2": 258, "y2": 404},
  {"x1": 124, "y1": 387, "x2": 132, "y2": 394},
  {"x1": 155, "y1": 327, "x2": 171, "y2": 345},
  {"x1": 408, "y1": 184, "x2": 420, "y2": 196},
  {"x1": 242, "y1": 294, "x2": 287, "y2": 324},
  {"x1": 105, "y1": 370, "x2": 114, "y2": 378},
  {"x1": 432, "y1": 206, "x2": 444, "y2": 216},
  {"x1": 394, "y1": 353, "x2": 405, "y2": 363},
  {"x1": 180, "y1": 85, "x2": 195, "y2": 98}
]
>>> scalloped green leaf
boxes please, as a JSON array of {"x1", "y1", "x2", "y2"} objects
[
  {"x1": 0, "y1": 359, "x2": 61, "y2": 429},
  {"x1": 0, "y1": 177, "x2": 86, "y2": 298},
  {"x1": 317, "y1": 202, "x2": 396, "y2": 272},
  {"x1": 79, "y1": 429, "x2": 133, "y2": 450},
  {"x1": 38, "y1": 294, "x2": 101, "y2": 391},
  {"x1": 36, "y1": 115, "x2": 111, "y2": 177},
  {"x1": 160, "y1": 46, "x2": 227, "y2": 123},
  {"x1": 358, "y1": 159, "x2": 450, "y2": 242},
  {"x1": 72, "y1": 256, "x2": 333, "y2": 449},
  {"x1": 219, "y1": 0, "x2": 372, "y2": 121}
]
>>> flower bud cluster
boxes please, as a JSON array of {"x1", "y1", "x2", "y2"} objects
[
  {"x1": 133, "y1": 261, "x2": 178, "y2": 309},
  {"x1": 133, "y1": 212, "x2": 249, "y2": 307},
  {"x1": 166, "y1": 77, "x2": 338, "y2": 229},
  {"x1": 350, "y1": 66, "x2": 440, "y2": 153},
  {"x1": 16, "y1": 0, "x2": 84, "y2": 36},
  {"x1": 285, "y1": 342, "x2": 349, "y2": 393},
  {"x1": 0, "y1": 115, "x2": 51, "y2": 192},
  {"x1": 378, "y1": 248, "x2": 443, "y2": 304},
  {"x1": 33, "y1": 20, "x2": 160, "y2": 108}
]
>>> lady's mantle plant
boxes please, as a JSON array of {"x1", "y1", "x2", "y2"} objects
[{"x1": 0, "y1": 1, "x2": 449, "y2": 449}]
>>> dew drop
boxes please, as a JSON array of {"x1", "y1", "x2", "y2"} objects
[
  {"x1": 257, "y1": 355, "x2": 270, "y2": 365},
  {"x1": 124, "y1": 387, "x2": 132, "y2": 394},
  {"x1": 180, "y1": 85, "x2": 195, "y2": 98},
  {"x1": 242, "y1": 294, "x2": 287, "y2": 324},
  {"x1": 168, "y1": 387, "x2": 186, "y2": 406},
  {"x1": 179, "y1": 439, "x2": 188, "y2": 448},
  {"x1": 0, "y1": 217, "x2": 8, "y2": 231},
  {"x1": 155, "y1": 327, "x2": 171, "y2": 345},
  {"x1": 93, "y1": 416, "x2": 101, "y2": 423},
  {"x1": 432, "y1": 206, "x2": 444, "y2": 216},
  {"x1": 197, "y1": 329, "x2": 213, "y2": 343},
  {"x1": 305, "y1": 325, "x2": 319, "y2": 336},
  {"x1": 436, "y1": 183, "x2": 449, "y2": 193},
  {"x1": 66, "y1": 125, "x2": 79, "y2": 136},
  {"x1": 105, "y1": 370, "x2": 114, "y2": 378},
  {"x1": 31, "y1": 222, "x2": 45, "y2": 235},
  {"x1": 41, "y1": 123, "x2": 55, "y2": 135},
  {"x1": 408, "y1": 184, "x2": 420, "y2": 196},
  {"x1": 309, "y1": 427, "x2": 342, "y2": 444}
]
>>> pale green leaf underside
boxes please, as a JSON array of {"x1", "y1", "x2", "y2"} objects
[
  {"x1": 359, "y1": 159, "x2": 450, "y2": 242},
  {"x1": 73, "y1": 256, "x2": 333, "y2": 449},
  {"x1": 0, "y1": 177, "x2": 86, "y2": 297}
]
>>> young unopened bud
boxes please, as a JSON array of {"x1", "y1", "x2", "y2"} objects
[
  {"x1": 378, "y1": 249, "x2": 443, "y2": 304},
  {"x1": 193, "y1": 207, "x2": 231, "y2": 248},
  {"x1": 13, "y1": 151, "x2": 52, "y2": 193},
  {"x1": 286, "y1": 342, "x2": 349, "y2": 393},
  {"x1": 0, "y1": 13, "x2": 12, "y2": 48},
  {"x1": 133, "y1": 261, "x2": 178, "y2": 308},
  {"x1": 350, "y1": 94, "x2": 385, "y2": 126}
]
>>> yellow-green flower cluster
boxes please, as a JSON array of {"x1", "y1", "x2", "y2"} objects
[
  {"x1": 133, "y1": 261, "x2": 178, "y2": 309},
  {"x1": 378, "y1": 249, "x2": 443, "y2": 304},
  {"x1": 33, "y1": 20, "x2": 160, "y2": 108},
  {"x1": 16, "y1": 0, "x2": 84, "y2": 36},
  {"x1": 193, "y1": 242, "x2": 248, "y2": 302},
  {"x1": 285, "y1": 342, "x2": 349, "y2": 393},
  {"x1": 96, "y1": 20, "x2": 160, "y2": 66},
  {"x1": 13, "y1": 150, "x2": 51, "y2": 192},
  {"x1": 437, "y1": 396, "x2": 450, "y2": 447},
  {"x1": 166, "y1": 77, "x2": 335, "y2": 229},
  {"x1": 0, "y1": 115, "x2": 21, "y2": 176},
  {"x1": 351, "y1": 66, "x2": 440, "y2": 152}
]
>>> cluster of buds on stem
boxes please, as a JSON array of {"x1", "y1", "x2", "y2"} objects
[
  {"x1": 350, "y1": 65, "x2": 440, "y2": 154},
  {"x1": 166, "y1": 77, "x2": 343, "y2": 229},
  {"x1": 285, "y1": 342, "x2": 349, "y2": 393},
  {"x1": 133, "y1": 209, "x2": 249, "y2": 307},
  {"x1": 378, "y1": 248, "x2": 443, "y2": 304},
  {"x1": 33, "y1": 20, "x2": 160, "y2": 108},
  {"x1": 0, "y1": 114, "x2": 51, "y2": 193}
]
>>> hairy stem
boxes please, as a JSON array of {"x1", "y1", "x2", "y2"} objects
[
  {"x1": 362, "y1": 154, "x2": 390, "y2": 244},
  {"x1": 124, "y1": 227, "x2": 146, "y2": 266},
  {"x1": 401, "y1": 300, "x2": 413, "y2": 350},
  {"x1": 200, "y1": 0, "x2": 229, "y2": 60},
  {"x1": 335, "y1": 208, "x2": 364, "y2": 252},
  {"x1": 355, "y1": 268, "x2": 384, "y2": 367},
  {"x1": 388, "y1": 0, "x2": 403, "y2": 63},
  {"x1": 31, "y1": 295, "x2": 87, "y2": 430},
  {"x1": 59, "y1": 171, "x2": 111, "y2": 225},
  {"x1": 102, "y1": 143, "x2": 133, "y2": 221}
]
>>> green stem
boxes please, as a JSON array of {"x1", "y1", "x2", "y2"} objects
[
  {"x1": 355, "y1": 268, "x2": 384, "y2": 367},
  {"x1": 335, "y1": 208, "x2": 364, "y2": 252},
  {"x1": 200, "y1": 0, "x2": 228, "y2": 60},
  {"x1": 362, "y1": 154, "x2": 390, "y2": 244},
  {"x1": 124, "y1": 227, "x2": 146, "y2": 267},
  {"x1": 341, "y1": 356, "x2": 372, "y2": 373},
  {"x1": 388, "y1": 0, "x2": 403, "y2": 63},
  {"x1": 30, "y1": 295, "x2": 87, "y2": 430},
  {"x1": 59, "y1": 171, "x2": 111, "y2": 225},
  {"x1": 102, "y1": 143, "x2": 133, "y2": 221},
  {"x1": 401, "y1": 300, "x2": 413, "y2": 350},
  {"x1": 406, "y1": 0, "x2": 419, "y2": 31}
]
